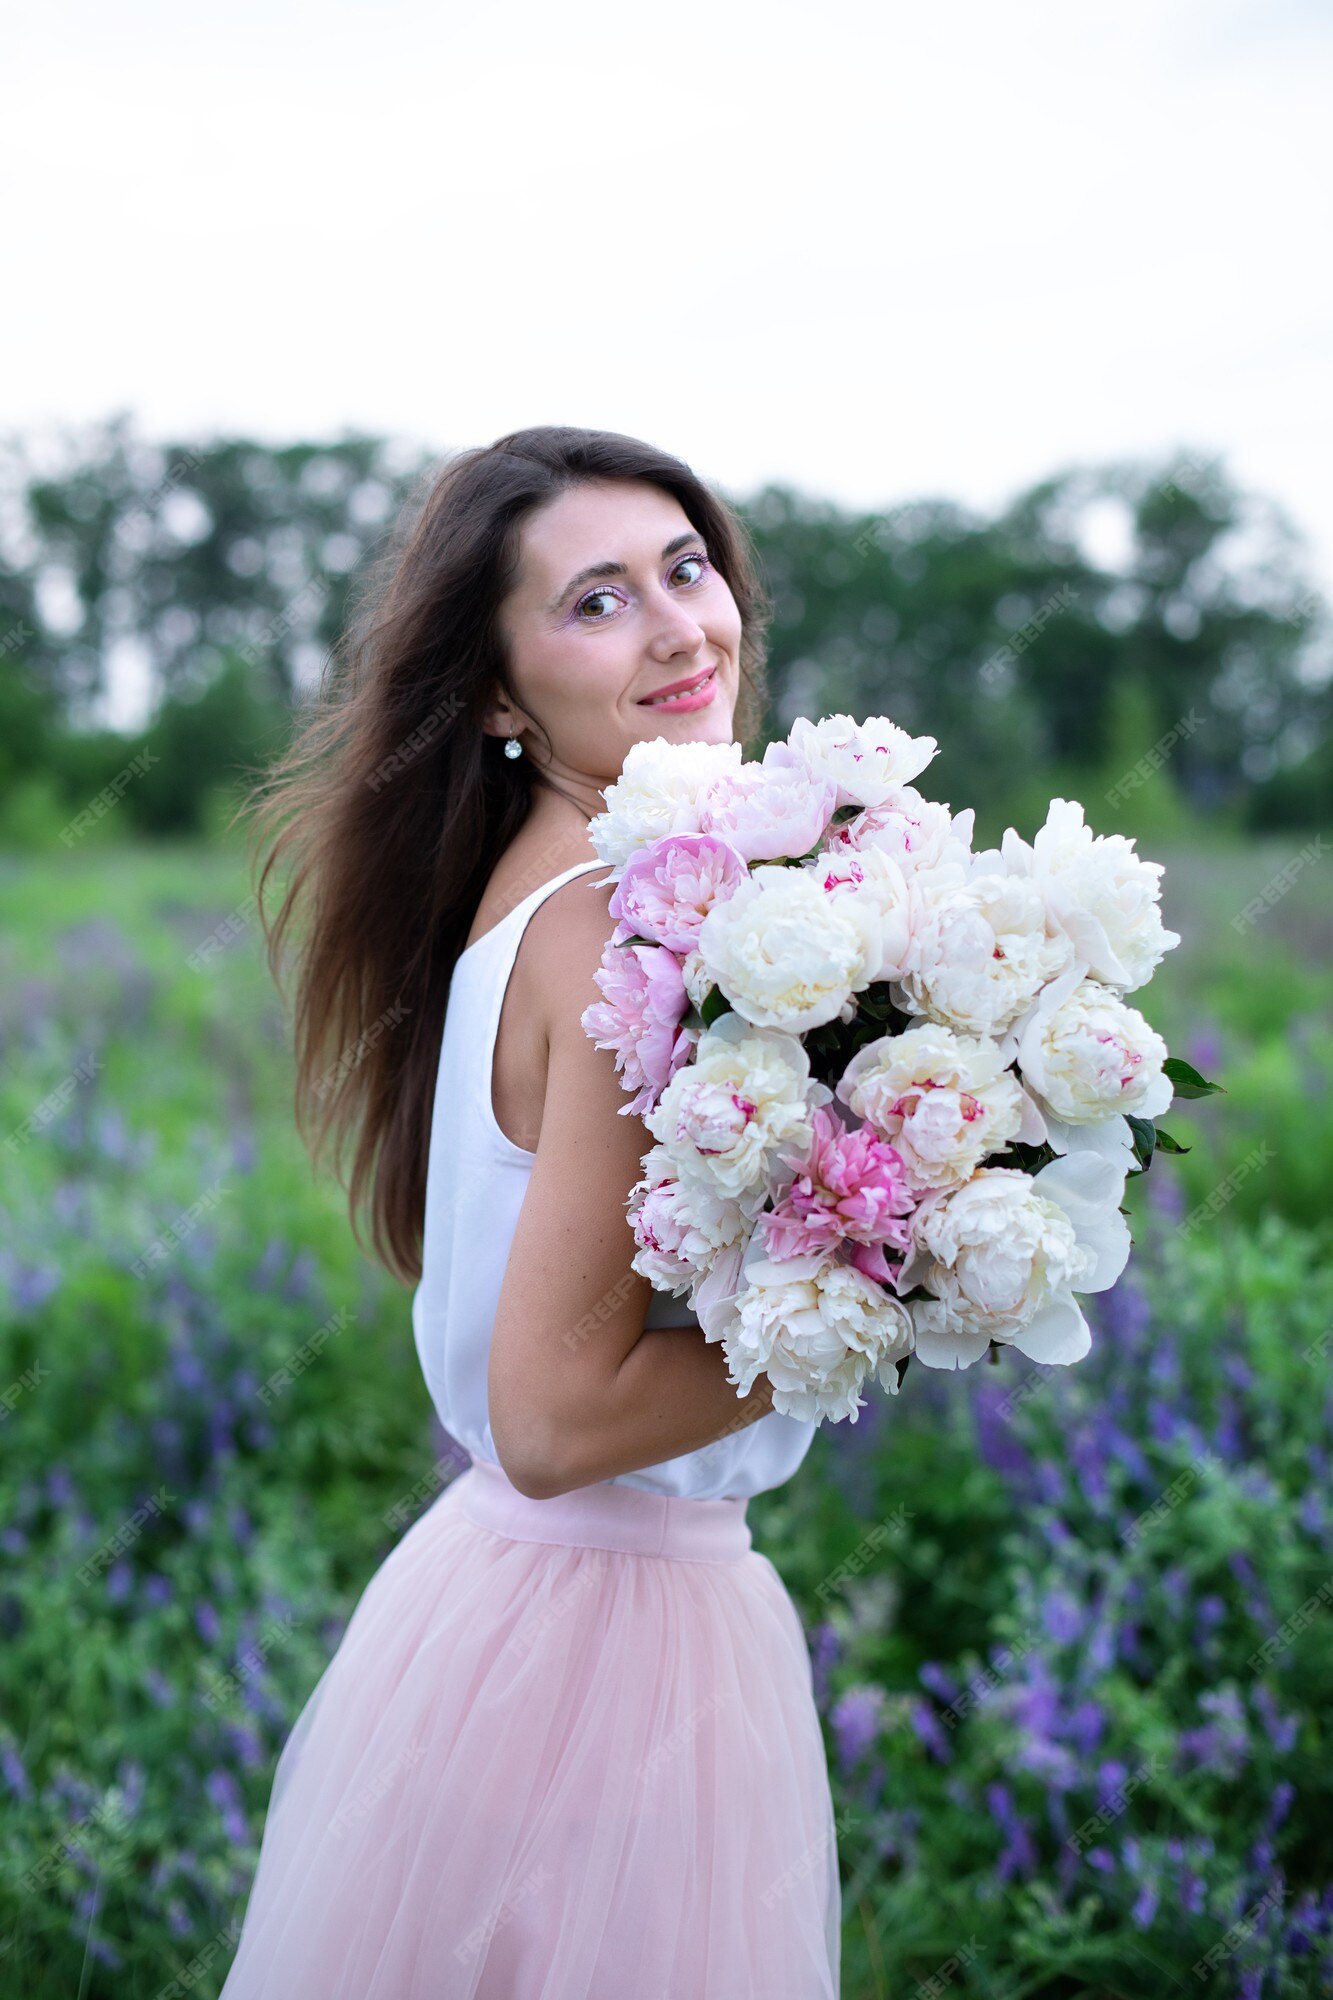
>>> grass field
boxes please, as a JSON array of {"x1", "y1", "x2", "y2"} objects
[{"x1": 1, "y1": 829, "x2": 1330, "y2": 1998}]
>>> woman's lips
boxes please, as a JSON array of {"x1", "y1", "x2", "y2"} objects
[{"x1": 637, "y1": 664, "x2": 718, "y2": 712}]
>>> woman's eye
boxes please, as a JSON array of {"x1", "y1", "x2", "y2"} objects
[
  {"x1": 574, "y1": 587, "x2": 622, "y2": 621},
  {"x1": 573, "y1": 553, "x2": 709, "y2": 621}
]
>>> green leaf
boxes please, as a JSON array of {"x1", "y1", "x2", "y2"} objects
[
  {"x1": 699, "y1": 985, "x2": 732, "y2": 1027},
  {"x1": 611, "y1": 932, "x2": 657, "y2": 949},
  {"x1": 1163, "y1": 1054, "x2": 1227, "y2": 1100},
  {"x1": 1153, "y1": 1127, "x2": 1190, "y2": 1154},
  {"x1": 1125, "y1": 1115, "x2": 1157, "y2": 1170}
]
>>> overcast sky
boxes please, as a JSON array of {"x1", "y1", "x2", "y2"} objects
[{"x1": 6, "y1": 0, "x2": 1332, "y2": 626}]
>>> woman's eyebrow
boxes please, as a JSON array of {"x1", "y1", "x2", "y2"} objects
[{"x1": 546, "y1": 531, "x2": 702, "y2": 615}]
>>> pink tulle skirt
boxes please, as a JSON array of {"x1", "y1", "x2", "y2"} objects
[{"x1": 218, "y1": 1453, "x2": 842, "y2": 1999}]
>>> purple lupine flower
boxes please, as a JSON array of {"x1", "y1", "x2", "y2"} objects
[
  {"x1": 908, "y1": 1698, "x2": 953, "y2": 1763},
  {"x1": 985, "y1": 1782, "x2": 1037, "y2": 1881},
  {"x1": 1195, "y1": 1594, "x2": 1226, "y2": 1640},
  {"x1": 1131, "y1": 1876, "x2": 1160, "y2": 1929},
  {"x1": 144, "y1": 1573, "x2": 173, "y2": 1609},
  {"x1": 1040, "y1": 1589, "x2": 1084, "y2": 1645},
  {"x1": 105, "y1": 1559, "x2": 133, "y2": 1605},
  {"x1": 142, "y1": 1667, "x2": 176, "y2": 1706},
  {"x1": 918, "y1": 1661, "x2": 961, "y2": 1705},
  {"x1": 1085, "y1": 1846, "x2": 1115, "y2": 1872},
  {"x1": 1067, "y1": 1699, "x2": 1106, "y2": 1757},
  {"x1": 195, "y1": 1600, "x2": 222, "y2": 1645},
  {"x1": 117, "y1": 1760, "x2": 146, "y2": 1816},
  {"x1": 831, "y1": 1685, "x2": 885, "y2": 1773},
  {"x1": 10, "y1": 1262, "x2": 61, "y2": 1313},
  {"x1": 205, "y1": 1767, "x2": 249, "y2": 1846},
  {"x1": 1014, "y1": 1736, "x2": 1078, "y2": 1789},
  {"x1": 1252, "y1": 1684, "x2": 1299, "y2": 1755},
  {"x1": 1, "y1": 1741, "x2": 31, "y2": 1800}
]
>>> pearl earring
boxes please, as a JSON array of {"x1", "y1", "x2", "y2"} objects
[{"x1": 503, "y1": 721, "x2": 523, "y2": 760}]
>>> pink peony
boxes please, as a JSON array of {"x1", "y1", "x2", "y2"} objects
[
  {"x1": 581, "y1": 940, "x2": 693, "y2": 1117},
  {"x1": 608, "y1": 832, "x2": 750, "y2": 955},
  {"x1": 697, "y1": 761, "x2": 839, "y2": 863},
  {"x1": 759, "y1": 1105, "x2": 919, "y2": 1282}
]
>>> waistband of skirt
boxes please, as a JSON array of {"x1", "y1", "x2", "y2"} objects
[{"x1": 452, "y1": 1454, "x2": 753, "y2": 1562}]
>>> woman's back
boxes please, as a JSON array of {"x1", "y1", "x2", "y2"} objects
[{"x1": 411, "y1": 852, "x2": 820, "y2": 1499}]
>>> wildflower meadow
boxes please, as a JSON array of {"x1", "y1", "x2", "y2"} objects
[{"x1": 1, "y1": 820, "x2": 1330, "y2": 1998}]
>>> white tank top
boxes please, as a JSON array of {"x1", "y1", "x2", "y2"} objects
[{"x1": 411, "y1": 857, "x2": 819, "y2": 1499}]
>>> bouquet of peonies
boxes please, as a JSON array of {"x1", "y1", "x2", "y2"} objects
[{"x1": 579, "y1": 716, "x2": 1223, "y2": 1424}]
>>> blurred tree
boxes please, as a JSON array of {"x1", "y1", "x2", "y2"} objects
[
  {"x1": 0, "y1": 411, "x2": 433, "y2": 719},
  {"x1": 740, "y1": 450, "x2": 1331, "y2": 828},
  {"x1": 0, "y1": 420, "x2": 1327, "y2": 837}
]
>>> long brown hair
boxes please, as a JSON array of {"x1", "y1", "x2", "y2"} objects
[{"x1": 237, "y1": 425, "x2": 773, "y2": 1286}]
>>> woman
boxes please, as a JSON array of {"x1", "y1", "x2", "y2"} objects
[{"x1": 220, "y1": 426, "x2": 842, "y2": 1997}]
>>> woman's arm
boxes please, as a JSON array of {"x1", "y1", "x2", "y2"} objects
[{"x1": 486, "y1": 874, "x2": 773, "y2": 1500}]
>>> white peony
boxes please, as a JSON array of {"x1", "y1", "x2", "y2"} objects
[
  {"x1": 696, "y1": 863, "x2": 881, "y2": 1033},
  {"x1": 627, "y1": 1143, "x2": 759, "y2": 1293},
  {"x1": 644, "y1": 1010, "x2": 832, "y2": 1202},
  {"x1": 804, "y1": 843, "x2": 915, "y2": 983},
  {"x1": 1009, "y1": 965, "x2": 1172, "y2": 1165},
  {"x1": 588, "y1": 736, "x2": 745, "y2": 879},
  {"x1": 706, "y1": 1239, "x2": 916, "y2": 1423},
  {"x1": 893, "y1": 869, "x2": 1076, "y2": 1038},
  {"x1": 898, "y1": 1152, "x2": 1132, "y2": 1370},
  {"x1": 761, "y1": 713, "x2": 940, "y2": 810},
  {"x1": 980, "y1": 797, "x2": 1181, "y2": 993},
  {"x1": 825, "y1": 782, "x2": 976, "y2": 885},
  {"x1": 678, "y1": 947, "x2": 716, "y2": 1012},
  {"x1": 836, "y1": 1022, "x2": 1045, "y2": 1194}
]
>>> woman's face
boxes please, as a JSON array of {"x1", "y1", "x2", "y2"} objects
[{"x1": 490, "y1": 478, "x2": 743, "y2": 792}]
